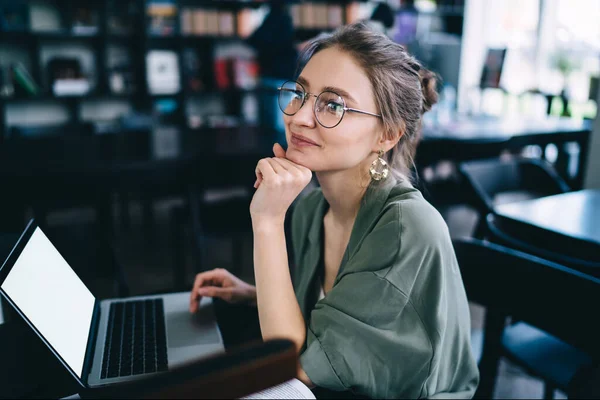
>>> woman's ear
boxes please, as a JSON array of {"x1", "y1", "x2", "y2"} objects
[{"x1": 378, "y1": 129, "x2": 403, "y2": 153}]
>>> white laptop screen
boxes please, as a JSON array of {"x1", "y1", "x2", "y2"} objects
[{"x1": 0, "y1": 227, "x2": 95, "y2": 378}]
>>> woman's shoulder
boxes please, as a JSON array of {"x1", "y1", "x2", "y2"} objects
[
  {"x1": 376, "y1": 182, "x2": 459, "y2": 289},
  {"x1": 340, "y1": 180, "x2": 452, "y2": 276},
  {"x1": 364, "y1": 181, "x2": 456, "y2": 277},
  {"x1": 384, "y1": 182, "x2": 450, "y2": 244}
]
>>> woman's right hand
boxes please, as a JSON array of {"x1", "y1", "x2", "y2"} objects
[{"x1": 189, "y1": 268, "x2": 257, "y2": 313}]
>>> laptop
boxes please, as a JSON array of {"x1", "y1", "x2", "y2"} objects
[{"x1": 0, "y1": 219, "x2": 224, "y2": 389}]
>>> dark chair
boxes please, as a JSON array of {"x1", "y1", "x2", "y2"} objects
[
  {"x1": 454, "y1": 238, "x2": 600, "y2": 399},
  {"x1": 111, "y1": 120, "x2": 188, "y2": 239},
  {"x1": 485, "y1": 213, "x2": 600, "y2": 278},
  {"x1": 459, "y1": 156, "x2": 570, "y2": 238},
  {"x1": 168, "y1": 155, "x2": 257, "y2": 290},
  {"x1": 190, "y1": 175, "x2": 254, "y2": 266}
]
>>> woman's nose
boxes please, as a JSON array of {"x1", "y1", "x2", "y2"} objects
[{"x1": 291, "y1": 96, "x2": 317, "y2": 128}]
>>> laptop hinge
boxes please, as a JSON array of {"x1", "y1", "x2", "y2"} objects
[{"x1": 81, "y1": 300, "x2": 101, "y2": 386}]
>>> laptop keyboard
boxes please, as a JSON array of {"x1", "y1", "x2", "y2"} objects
[{"x1": 101, "y1": 299, "x2": 168, "y2": 379}]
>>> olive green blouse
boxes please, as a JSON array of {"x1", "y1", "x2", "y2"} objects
[{"x1": 290, "y1": 177, "x2": 479, "y2": 399}]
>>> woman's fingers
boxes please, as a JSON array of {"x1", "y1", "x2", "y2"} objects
[
  {"x1": 272, "y1": 157, "x2": 303, "y2": 174},
  {"x1": 254, "y1": 143, "x2": 309, "y2": 189},
  {"x1": 273, "y1": 143, "x2": 286, "y2": 158},
  {"x1": 255, "y1": 158, "x2": 277, "y2": 183},
  {"x1": 196, "y1": 286, "x2": 234, "y2": 302},
  {"x1": 269, "y1": 157, "x2": 291, "y2": 172},
  {"x1": 190, "y1": 269, "x2": 226, "y2": 312},
  {"x1": 266, "y1": 158, "x2": 286, "y2": 174}
]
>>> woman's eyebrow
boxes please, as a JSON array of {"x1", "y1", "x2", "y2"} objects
[
  {"x1": 297, "y1": 76, "x2": 310, "y2": 89},
  {"x1": 297, "y1": 76, "x2": 357, "y2": 104},
  {"x1": 322, "y1": 86, "x2": 357, "y2": 104}
]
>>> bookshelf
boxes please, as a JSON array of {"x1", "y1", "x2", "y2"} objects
[{"x1": 0, "y1": 0, "x2": 464, "y2": 138}]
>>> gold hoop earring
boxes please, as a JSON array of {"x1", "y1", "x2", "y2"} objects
[{"x1": 369, "y1": 150, "x2": 389, "y2": 181}]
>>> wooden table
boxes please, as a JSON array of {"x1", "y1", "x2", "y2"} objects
[
  {"x1": 419, "y1": 116, "x2": 592, "y2": 189},
  {"x1": 496, "y1": 190, "x2": 600, "y2": 246},
  {"x1": 495, "y1": 190, "x2": 600, "y2": 264}
]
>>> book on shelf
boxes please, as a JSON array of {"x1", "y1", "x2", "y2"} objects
[
  {"x1": 301, "y1": 3, "x2": 315, "y2": 29},
  {"x1": 291, "y1": 4, "x2": 344, "y2": 30},
  {"x1": 11, "y1": 63, "x2": 39, "y2": 96},
  {"x1": 213, "y1": 44, "x2": 259, "y2": 91},
  {"x1": 72, "y1": 5, "x2": 99, "y2": 35},
  {"x1": 237, "y1": 8, "x2": 254, "y2": 38},
  {"x1": 327, "y1": 5, "x2": 343, "y2": 28},
  {"x1": 53, "y1": 79, "x2": 91, "y2": 96},
  {"x1": 313, "y1": 4, "x2": 329, "y2": 29},
  {"x1": 206, "y1": 10, "x2": 219, "y2": 35},
  {"x1": 191, "y1": 9, "x2": 206, "y2": 35},
  {"x1": 233, "y1": 58, "x2": 259, "y2": 90},
  {"x1": 146, "y1": 0, "x2": 178, "y2": 36},
  {"x1": 181, "y1": 8, "x2": 235, "y2": 37},
  {"x1": 146, "y1": 50, "x2": 180, "y2": 95},
  {"x1": 219, "y1": 11, "x2": 235, "y2": 36},
  {"x1": 290, "y1": 5, "x2": 301, "y2": 27},
  {"x1": 180, "y1": 8, "x2": 193, "y2": 34},
  {"x1": 214, "y1": 57, "x2": 232, "y2": 90}
]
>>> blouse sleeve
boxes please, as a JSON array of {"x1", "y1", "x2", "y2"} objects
[{"x1": 300, "y1": 272, "x2": 433, "y2": 398}]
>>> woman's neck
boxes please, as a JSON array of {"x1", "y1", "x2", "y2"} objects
[{"x1": 316, "y1": 165, "x2": 371, "y2": 228}]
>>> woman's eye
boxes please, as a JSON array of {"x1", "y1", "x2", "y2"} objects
[{"x1": 326, "y1": 102, "x2": 343, "y2": 113}]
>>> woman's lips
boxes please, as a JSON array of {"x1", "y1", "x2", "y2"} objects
[{"x1": 290, "y1": 134, "x2": 320, "y2": 147}]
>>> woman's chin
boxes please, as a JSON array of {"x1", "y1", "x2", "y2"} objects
[{"x1": 286, "y1": 149, "x2": 314, "y2": 170}]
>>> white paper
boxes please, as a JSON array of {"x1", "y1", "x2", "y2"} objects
[{"x1": 241, "y1": 378, "x2": 316, "y2": 399}]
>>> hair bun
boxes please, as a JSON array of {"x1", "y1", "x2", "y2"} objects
[{"x1": 418, "y1": 69, "x2": 438, "y2": 114}]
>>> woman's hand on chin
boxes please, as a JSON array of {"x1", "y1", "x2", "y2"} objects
[{"x1": 250, "y1": 143, "x2": 312, "y2": 226}]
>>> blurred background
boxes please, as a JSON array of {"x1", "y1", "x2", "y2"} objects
[{"x1": 0, "y1": 1, "x2": 599, "y2": 398}]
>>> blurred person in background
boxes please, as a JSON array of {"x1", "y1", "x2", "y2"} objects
[
  {"x1": 247, "y1": 2, "x2": 298, "y2": 145},
  {"x1": 368, "y1": 1, "x2": 396, "y2": 36}
]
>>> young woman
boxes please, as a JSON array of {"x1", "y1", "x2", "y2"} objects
[{"x1": 189, "y1": 22, "x2": 479, "y2": 399}]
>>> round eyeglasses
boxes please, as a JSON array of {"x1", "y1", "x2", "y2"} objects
[{"x1": 277, "y1": 80, "x2": 382, "y2": 128}]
